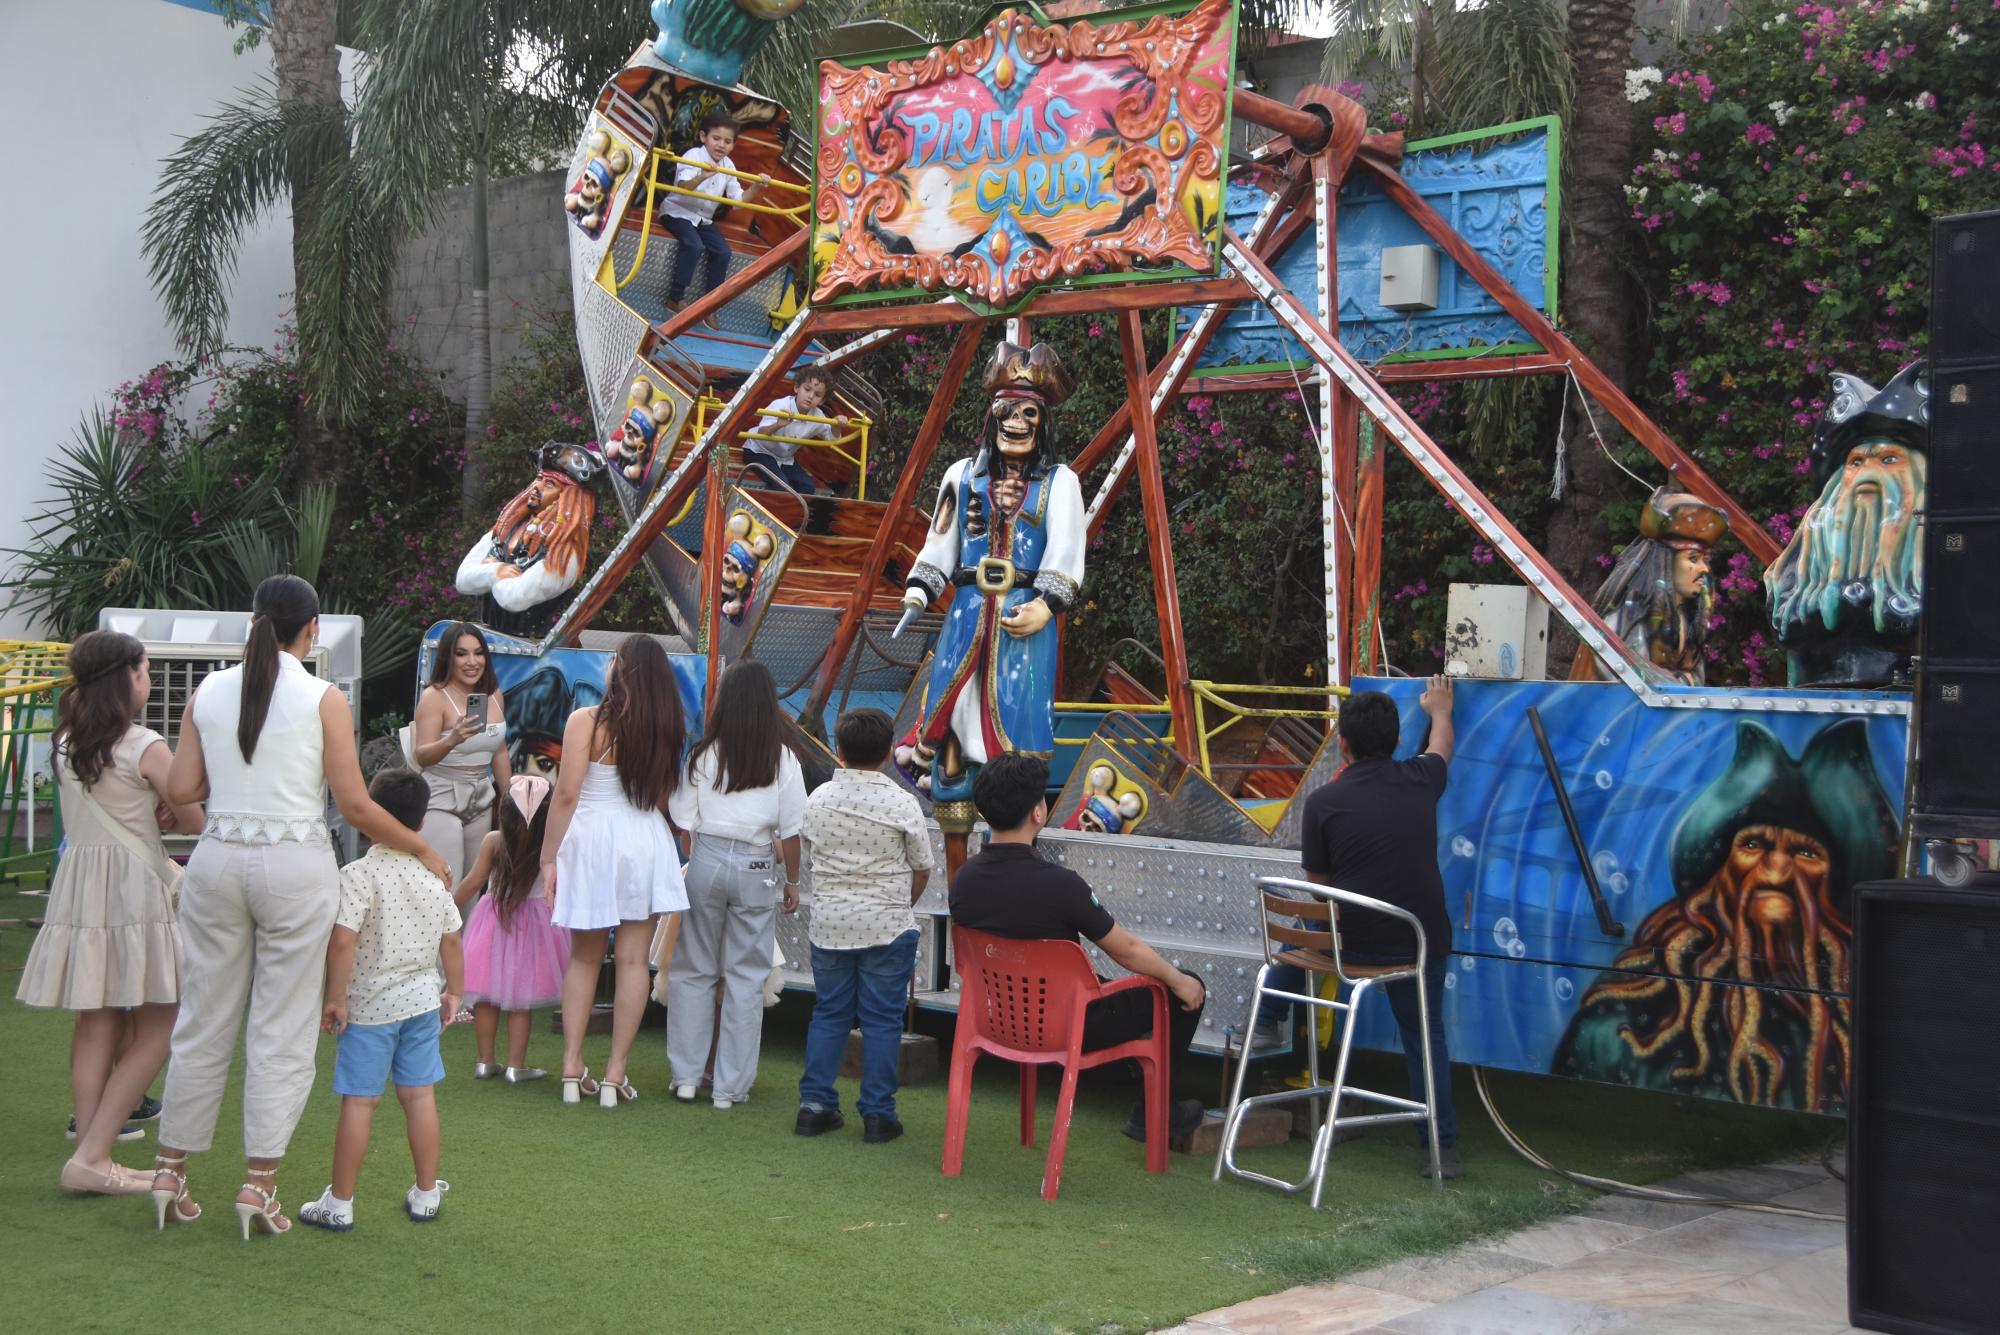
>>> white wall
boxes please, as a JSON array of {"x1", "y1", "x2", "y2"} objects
[{"x1": 0, "y1": 0, "x2": 300, "y2": 637}]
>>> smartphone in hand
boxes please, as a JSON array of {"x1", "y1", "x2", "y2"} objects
[{"x1": 463, "y1": 693, "x2": 488, "y2": 727}]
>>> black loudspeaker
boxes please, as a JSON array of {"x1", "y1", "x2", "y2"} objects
[
  {"x1": 1930, "y1": 212, "x2": 2000, "y2": 370},
  {"x1": 1928, "y1": 366, "x2": 2000, "y2": 513},
  {"x1": 1918, "y1": 514, "x2": 2000, "y2": 663},
  {"x1": 1849, "y1": 878, "x2": 2000, "y2": 1334},
  {"x1": 1913, "y1": 666, "x2": 2000, "y2": 816}
]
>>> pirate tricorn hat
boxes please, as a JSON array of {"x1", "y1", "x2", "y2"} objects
[
  {"x1": 538, "y1": 440, "x2": 606, "y2": 485},
  {"x1": 1669, "y1": 719, "x2": 1899, "y2": 903},
  {"x1": 981, "y1": 341, "x2": 1074, "y2": 407},
  {"x1": 1638, "y1": 487, "x2": 1729, "y2": 547},
  {"x1": 1807, "y1": 361, "x2": 1929, "y2": 491}
]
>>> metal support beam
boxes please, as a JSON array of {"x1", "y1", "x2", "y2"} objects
[
  {"x1": 539, "y1": 308, "x2": 820, "y2": 650},
  {"x1": 1349, "y1": 414, "x2": 1385, "y2": 677},
  {"x1": 701, "y1": 431, "x2": 728, "y2": 715},
  {"x1": 1311, "y1": 151, "x2": 1343, "y2": 687},
  {"x1": 1117, "y1": 309, "x2": 1196, "y2": 750},
  {"x1": 798, "y1": 323, "x2": 986, "y2": 735},
  {"x1": 1354, "y1": 159, "x2": 1780, "y2": 566}
]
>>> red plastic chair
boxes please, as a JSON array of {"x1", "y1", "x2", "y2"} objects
[{"x1": 941, "y1": 925, "x2": 1171, "y2": 1200}]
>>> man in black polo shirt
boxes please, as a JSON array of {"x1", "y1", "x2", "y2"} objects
[
  {"x1": 950, "y1": 752, "x2": 1209, "y2": 1140},
  {"x1": 1252, "y1": 676, "x2": 1460, "y2": 1177}
]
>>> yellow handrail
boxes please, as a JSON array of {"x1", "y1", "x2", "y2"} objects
[
  {"x1": 615, "y1": 149, "x2": 809, "y2": 291},
  {"x1": 1187, "y1": 680, "x2": 1349, "y2": 777},
  {"x1": 739, "y1": 405, "x2": 873, "y2": 501}
]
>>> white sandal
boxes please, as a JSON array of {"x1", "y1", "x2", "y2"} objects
[
  {"x1": 234, "y1": 1174, "x2": 290, "y2": 1240},
  {"x1": 150, "y1": 1155, "x2": 200, "y2": 1229},
  {"x1": 560, "y1": 1066, "x2": 601, "y2": 1105}
]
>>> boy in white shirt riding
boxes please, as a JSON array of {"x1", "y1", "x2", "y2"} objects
[
  {"x1": 745, "y1": 365, "x2": 849, "y2": 495},
  {"x1": 659, "y1": 110, "x2": 770, "y2": 326}
]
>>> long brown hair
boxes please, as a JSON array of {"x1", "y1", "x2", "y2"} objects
[
  {"x1": 54, "y1": 630, "x2": 146, "y2": 789},
  {"x1": 596, "y1": 636, "x2": 684, "y2": 813},
  {"x1": 428, "y1": 622, "x2": 499, "y2": 693},
  {"x1": 688, "y1": 659, "x2": 788, "y2": 793},
  {"x1": 490, "y1": 776, "x2": 551, "y2": 927},
  {"x1": 240, "y1": 574, "x2": 318, "y2": 762}
]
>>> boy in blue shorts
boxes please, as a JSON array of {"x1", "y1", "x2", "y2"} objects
[{"x1": 300, "y1": 768, "x2": 463, "y2": 1230}]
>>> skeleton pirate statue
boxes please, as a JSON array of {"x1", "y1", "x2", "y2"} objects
[
  {"x1": 1764, "y1": 362, "x2": 1929, "y2": 687},
  {"x1": 895, "y1": 342, "x2": 1084, "y2": 855},
  {"x1": 1571, "y1": 488, "x2": 1729, "y2": 685},
  {"x1": 1553, "y1": 719, "x2": 1898, "y2": 1113}
]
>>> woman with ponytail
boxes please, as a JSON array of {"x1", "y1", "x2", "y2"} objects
[
  {"x1": 17, "y1": 632, "x2": 205, "y2": 1196},
  {"x1": 542, "y1": 636, "x2": 689, "y2": 1108},
  {"x1": 151, "y1": 575, "x2": 450, "y2": 1239}
]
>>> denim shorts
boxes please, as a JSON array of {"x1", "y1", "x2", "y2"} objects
[{"x1": 333, "y1": 1009, "x2": 446, "y2": 1095}]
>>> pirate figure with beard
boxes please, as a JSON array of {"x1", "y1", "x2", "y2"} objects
[
  {"x1": 1571, "y1": 488, "x2": 1728, "y2": 685},
  {"x1": 1764, "y1": 362, "x2": 1929, "y2": 687},
  {"x1": 896, "y1": 343, "x2": 1084, "y2": 851},
  {"x1": 1553, "y1": 719, "x2": 1898, "y2": 1113}
]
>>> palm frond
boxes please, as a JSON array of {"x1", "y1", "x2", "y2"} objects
[
  {"x1": 141, "y1": 83, "x2": 350, "y2": 358},
  {"x1": 1433, "y1": 0, "x2": 1573, "y2": 131},
  {"x1": 294, "y1": 482, "x2": 334, "y2": 584}
]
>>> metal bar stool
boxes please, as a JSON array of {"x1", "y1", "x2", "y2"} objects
[{"x1": 1213, "y1": 875, "x2": 1442, "y2": 1205}]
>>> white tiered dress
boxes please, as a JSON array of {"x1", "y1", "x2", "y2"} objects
[{"x1": 550, "y1": 760, "x2": 687, "y2": 930}]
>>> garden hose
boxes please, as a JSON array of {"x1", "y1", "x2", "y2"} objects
[{"x1": 1472, "y1": 1067, "x2": 1844, "y2": 1223}]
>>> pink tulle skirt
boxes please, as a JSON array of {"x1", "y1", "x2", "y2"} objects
[{"x1": 463, "y1": 893, "x2": 570, "y2": 1011}]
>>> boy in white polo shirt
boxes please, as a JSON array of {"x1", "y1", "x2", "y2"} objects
[
  {"x1": 300, "y1": 768, "x2": 463, "y2": 1230},
  {"x1": 659, "y1": 109, "x2": 770, "y2": 322}
]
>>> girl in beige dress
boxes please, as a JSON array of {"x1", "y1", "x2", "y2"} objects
[{"x1": 16, "y1": 631, "x2": 205, "y2": 1196}]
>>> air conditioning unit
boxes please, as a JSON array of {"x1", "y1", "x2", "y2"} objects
[{"x1": 97, "y1": 608, "x2": 366, "y2": 859}]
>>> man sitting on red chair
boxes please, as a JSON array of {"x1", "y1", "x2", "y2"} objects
[{"x1": 949, "y1": 752, "x2": 1209, "y2": 1142}]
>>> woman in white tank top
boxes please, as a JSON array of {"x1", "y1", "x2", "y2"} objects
[{"x1": 150, "y1": 575, "x2": 449, "y2": 1240}]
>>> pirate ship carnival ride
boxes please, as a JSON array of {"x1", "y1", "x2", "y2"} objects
[{"x1": 444, "y1": 0, "x2": 1923, "y2": 1117}]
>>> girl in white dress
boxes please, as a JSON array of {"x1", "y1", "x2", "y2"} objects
[
  {"x1": 17, "y1": 632, "x2": 205, "y2": 1196},
  {"x1": 543, "y1": 636, "x2": 689, "y2": 1107}
]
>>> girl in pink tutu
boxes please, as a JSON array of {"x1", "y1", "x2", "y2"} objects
[{"x1": 454, "y1": 775, "x2": 570, "y2": 1083}]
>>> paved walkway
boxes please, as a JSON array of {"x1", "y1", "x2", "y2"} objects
[{"x1": 1161, "y1": 1160, "x2": 1855, "y2": 1334}]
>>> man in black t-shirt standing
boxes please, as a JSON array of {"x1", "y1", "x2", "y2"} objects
[
  {"x1": 1253, "y1": 676, "x2": 1461, "y2": 1178},
  {"x1": 950, "y1": 752, "x2": 1210, "y2": 1141}
]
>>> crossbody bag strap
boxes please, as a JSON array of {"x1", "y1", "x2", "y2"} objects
[{"x1": 69, "y1": 781, "x2": 182, "y2": 893}]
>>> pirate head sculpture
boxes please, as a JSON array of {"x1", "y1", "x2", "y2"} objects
[
  {"x1": 455, "y1": 441, "x2": 606, "y2": 615},
  {"x1": 1572, "y1": 488, "x2": 1729, "y2": 685},
  {"x1": 1764, "y1": 362, "x2": 1929, "y2": 687},
  {"x1": 565, "y1": 130, "x2": 632, "y2": 237}
]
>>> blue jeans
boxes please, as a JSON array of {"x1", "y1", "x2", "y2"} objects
[
  {"x1": 663, "y1": 214, "x2": 731, "y2": 300},
  {"x1": 1257, "y1": 954, "x2": 1455, "y2": 1148},
  {"x1": 743, "y1": 447, "x2": 819, "y2": 495},
  {"x1": 800, "y1": 929, "x2": 920, "y2": 1119}
]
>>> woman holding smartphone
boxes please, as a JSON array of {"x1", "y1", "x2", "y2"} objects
[{"x1": 413, "y1": 622, "x2": 511, "y2": 884}]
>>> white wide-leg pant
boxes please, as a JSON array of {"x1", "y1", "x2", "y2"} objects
[
  {"x1": 159, "y1": 838, "x2": 339, "y2": 1159},
  {"x1": 667, "y1": 834, "x2": 780, "y2": 1102}
]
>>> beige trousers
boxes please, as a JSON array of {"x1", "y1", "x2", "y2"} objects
[{"x1": 159, "y1": 838, "x2": 339, "y2": 1159}]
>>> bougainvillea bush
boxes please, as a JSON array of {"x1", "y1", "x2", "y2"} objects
[{"x1": 1630, "y1": 0, "x2": 2000, "y2": 682}]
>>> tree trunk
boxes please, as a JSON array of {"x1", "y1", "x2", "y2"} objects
[
  {"x1": 1546, "y1": 0, "x2": 1639, "y2": 668},
  {"x1": 269, "y1": 0, "x2": 344, "y2": 490},
  {"x1": 463, "y1": 150, "x2": 493, "y2": 517}
]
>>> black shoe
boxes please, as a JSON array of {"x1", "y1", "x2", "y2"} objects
[
  {"x1": 862, "y1": 1115, "x2": 904, "y2": 1144},
  {"x1": 795, "y1": 1106, "x2": 846, "y2": 1137},
  {"x1": 66, "y1": 1116, "x2": 144, "y2": 1143},
  {"x1": 130, "y1": 1095, "x2": 162, "y2": 1122},
  {"x1": 1122, "y1": 1097, "x2": 1205, "y2": 1143},
  {"x1": 1419, "y1": 1145, "x2": 1463, "y2": 1180}
]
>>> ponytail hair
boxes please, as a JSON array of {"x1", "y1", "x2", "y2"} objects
[{"x1": 239, "y1": 574, "x2": 320, "y2": 763}]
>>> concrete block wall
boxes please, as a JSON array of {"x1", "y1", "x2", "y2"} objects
[{"x1": 390, "y1": 168, "x2": 573, "y2": 398}]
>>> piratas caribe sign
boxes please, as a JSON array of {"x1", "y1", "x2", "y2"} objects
[{"x1": 811, "y1": 0, "x2": 1239, "y2": 312}]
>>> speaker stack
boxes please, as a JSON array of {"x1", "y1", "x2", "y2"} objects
[{"x1": 1913, "y1": 211, "x2": 2000, "y2": 886}]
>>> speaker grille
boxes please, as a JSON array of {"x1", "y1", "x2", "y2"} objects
[
  {"x1": 1931, "y1": 212, "x2": 2000, "y2": 369},
  {"x1": 1916, "y1": 666, "x2": 2000, "y2": 816},
  {"x1": 1919, "y1": 514, "x2": 2000, "y2": 664},
  {"x1": 1851, "y1": 883, "x2": 2000, "y2": 1334},
  {"x1": 1930, "y1": 367, "x2": 2000, "y2": 513}
]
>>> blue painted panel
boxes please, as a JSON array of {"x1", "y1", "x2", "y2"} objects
[
  {"x1": 1192, "y1": 125, "x2": 1553, "y2": 370},
  {"x1": 1325, "y1": 677, "x2": 1905, "y2": 1114},
  {"x1": 418, "y1": 623, "x2": 705, "y2": 775}
]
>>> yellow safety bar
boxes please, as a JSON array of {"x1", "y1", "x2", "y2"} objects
[
  {"x1": 693, "y1": 393, "x2": 875, "y2": 502},
  {"x1": 619, "y1": 148, "x2": 810, "y2": 290},
  {"x1": 1187, "y1": 680, "x2": 1350, "y2": 777},
  {"x1": 0, "y1": 641, "x2": 72, "y2": 702}
]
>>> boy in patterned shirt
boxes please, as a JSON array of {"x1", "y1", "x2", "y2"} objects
[
  {"x1": 795, "y1": 709, "x2": 934, "y2": 1143},
  {"x1": 300, "y1": 768, "x2": 463, "y2": 1231}
]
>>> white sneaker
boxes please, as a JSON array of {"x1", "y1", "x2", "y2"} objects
[
  {"x1": 673, "y1": 1084, "x2": 698, "y2": 1103},
  {"x1": 299, "y1": 1187, "x2": 354, "y2": 1232},
  {"x1": 712, "y1": 1097, "x2": 733, "y2": 1110},
  {"x1": 405, "y1": 1179, "x2": 449, "y2": 1222}
]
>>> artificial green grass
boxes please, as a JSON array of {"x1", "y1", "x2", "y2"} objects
[{"x1": 0, "y1": 881, "x2": 1836, "y2": 1334}]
